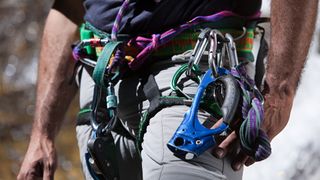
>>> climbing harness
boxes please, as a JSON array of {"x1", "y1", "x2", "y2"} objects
[{"x1": 72, "y1": 0, "x2": 271, "y2": 177}]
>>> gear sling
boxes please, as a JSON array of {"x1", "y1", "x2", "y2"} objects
[{"x1": 73, "y1": 1, "x2": 271, "y2": 178}]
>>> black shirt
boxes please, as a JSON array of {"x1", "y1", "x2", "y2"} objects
[{"x1": 83, "y1": 0, "x2": 262, "y2": 35}]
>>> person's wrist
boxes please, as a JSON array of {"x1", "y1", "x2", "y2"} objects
[
  {"x1": 30, "y1": 126, "x2": 56, "y2": 144},
  {"x1": 264, "y1": 73, "x2": 296, "y2": 99},
  {"x1": 262, "y1": 89, "x2": 295, "y2": 140}
]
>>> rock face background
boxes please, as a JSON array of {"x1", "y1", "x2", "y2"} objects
[{"x1": 0, "y1": 0, "x2": 319, "y2": 179}]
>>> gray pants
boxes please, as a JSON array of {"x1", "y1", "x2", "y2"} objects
[{"x1": 76, "y1": 61, "x2": 244, "y2": 180}]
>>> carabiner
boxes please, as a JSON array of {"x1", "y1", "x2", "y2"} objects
[
  {"x1": 225, "y1": 33, "x2": 239, "y2": 68},
  {"x1": 208, "y1": 30, "x2": 226, "y2": 77},
  {"x1": 170, "y1": 64, "x2": 202, "y2": 99},
  {"x1": 233, "y1": 27, "x2": 247, "y2": 41},
  {"x1": 208, "y1": 31, "x2": 218, "y2": 77},
  {"x1": 82, "y1": 38, "x2": 110, "y2": 47},
  {"x1": 168, "y1": 30, "x2": 244, "y2": 159},
  {"x1": 187, "y1": 28, "x2": 211, "y2": 75}
]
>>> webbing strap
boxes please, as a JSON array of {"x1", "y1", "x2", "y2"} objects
[
  {"x1": 142, "y1": 74, "x2": 161, "y2": 113},
  {"x1": 136, "y1": 74, "x2": 188, "y2": 150},
  {"x1": 128, "y1": 11, "x2": 261, "y2": 70},
  {"x1": 88, "y1": 41, "x2": 122, "y2": 180},
  {"x1": 137, "y1": 96, "x2": 188, "y2": 151},
  {"x1": 136, "y1": 74, "x2": 161, "y2": 150},
  {"x1": 92, "y1": 41, "x2": 122, "y2": 88}
]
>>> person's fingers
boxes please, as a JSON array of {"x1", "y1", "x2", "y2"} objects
[
  {"x1": 17, "y1": 171, "x2": 34, "y2": 180},
  {"x1": 231, "y1": 150, "x2": 249, "y2": 171},
  {"x1": 212, "y1": 131, "x2": 238, "y2": 158},
  {"x1": 244, "y1": 157, "x2": 255, "y2": 167},
  {"x1": 218, "y1": 131, "x2": 237, "y2": 149},
  {"x1": 211, "y1": 118, "x2": 223, "y2": 128},
  {"x1": 43, "y1": 157, "x2": 56, "y2": 180},
  {"x1": 43, "y1": 169, "x2": 54, "y2": 180},
  {"x1": 17, "y1": 162, "x2": 43, "y2": 180},
  {"x1": 211, "y1": 119, "x2": 225, "y2": 144}
]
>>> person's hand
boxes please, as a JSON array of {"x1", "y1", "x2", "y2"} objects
[
  {"x1": 17, "y1": 135, "x2": 57, "y2": 180},
  {"x1": 212, "y1": 90, "x2": 294, "y2": 171}
]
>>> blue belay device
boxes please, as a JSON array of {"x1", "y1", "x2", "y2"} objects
[{"x1": 167, "y1": 68, "x2": 240, "y2": 159}]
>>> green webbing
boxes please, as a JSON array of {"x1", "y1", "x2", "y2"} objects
[{"x1": 92, "y1": 41, "x2": 122, "y2": 88}]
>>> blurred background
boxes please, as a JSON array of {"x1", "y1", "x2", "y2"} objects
[
  {"x1": 0, "y1": 0, "x2": 82, "y2": 179},
  {"x1": 0, "y1": 0, "x2": 319, "y2": 179}
]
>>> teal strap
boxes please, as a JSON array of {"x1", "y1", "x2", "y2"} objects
[{"x1": 92, "y1": 41, "x2": 122, "y2": 88}]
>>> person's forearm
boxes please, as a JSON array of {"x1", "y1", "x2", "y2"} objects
[
  {"x1": 31, "y1": 9, "x2": 79, "y2": 141},
  {"x1": 264, "y1": 0, "x2": 318, "y2": 138},
  {"x1": 267, "y1": 0, "x2": 318, "y2": 96}
]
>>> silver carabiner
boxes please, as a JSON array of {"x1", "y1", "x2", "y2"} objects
[
  {"x1": 208, "y1": 30, "x2": 218, "y2": 77},
  {"x1": 187, "y1": 28, "x2": 211, "y2": 75},
  {"x1": 224, "y1": 27, "x2": 247, "y2": 68},
  {"x1": 233, "y1": 27, "x2": 247, "y2": 41},
  {"x1": 225, "y1": 33, "x2": 239, "y2": 68},
  {"x1": 208, "y1": 30, "x2": 226, "y2": 77}
]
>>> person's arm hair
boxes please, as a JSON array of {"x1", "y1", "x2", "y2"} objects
[
  {"x1": 241, "y1": 0, "x2": 319, "y2": 169},
  {"x1": 33, "y1": 11, "x2": 78, "y2": 141},
  {"x1": 17, "y1": 1, "x2": 84, "y2": 179},
  {"x1": 213, "y1": 0, "x2": 319, "y2": 171},
  {"x1": 263, "y1": 0, "x2": 319, "y2": 139}
]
